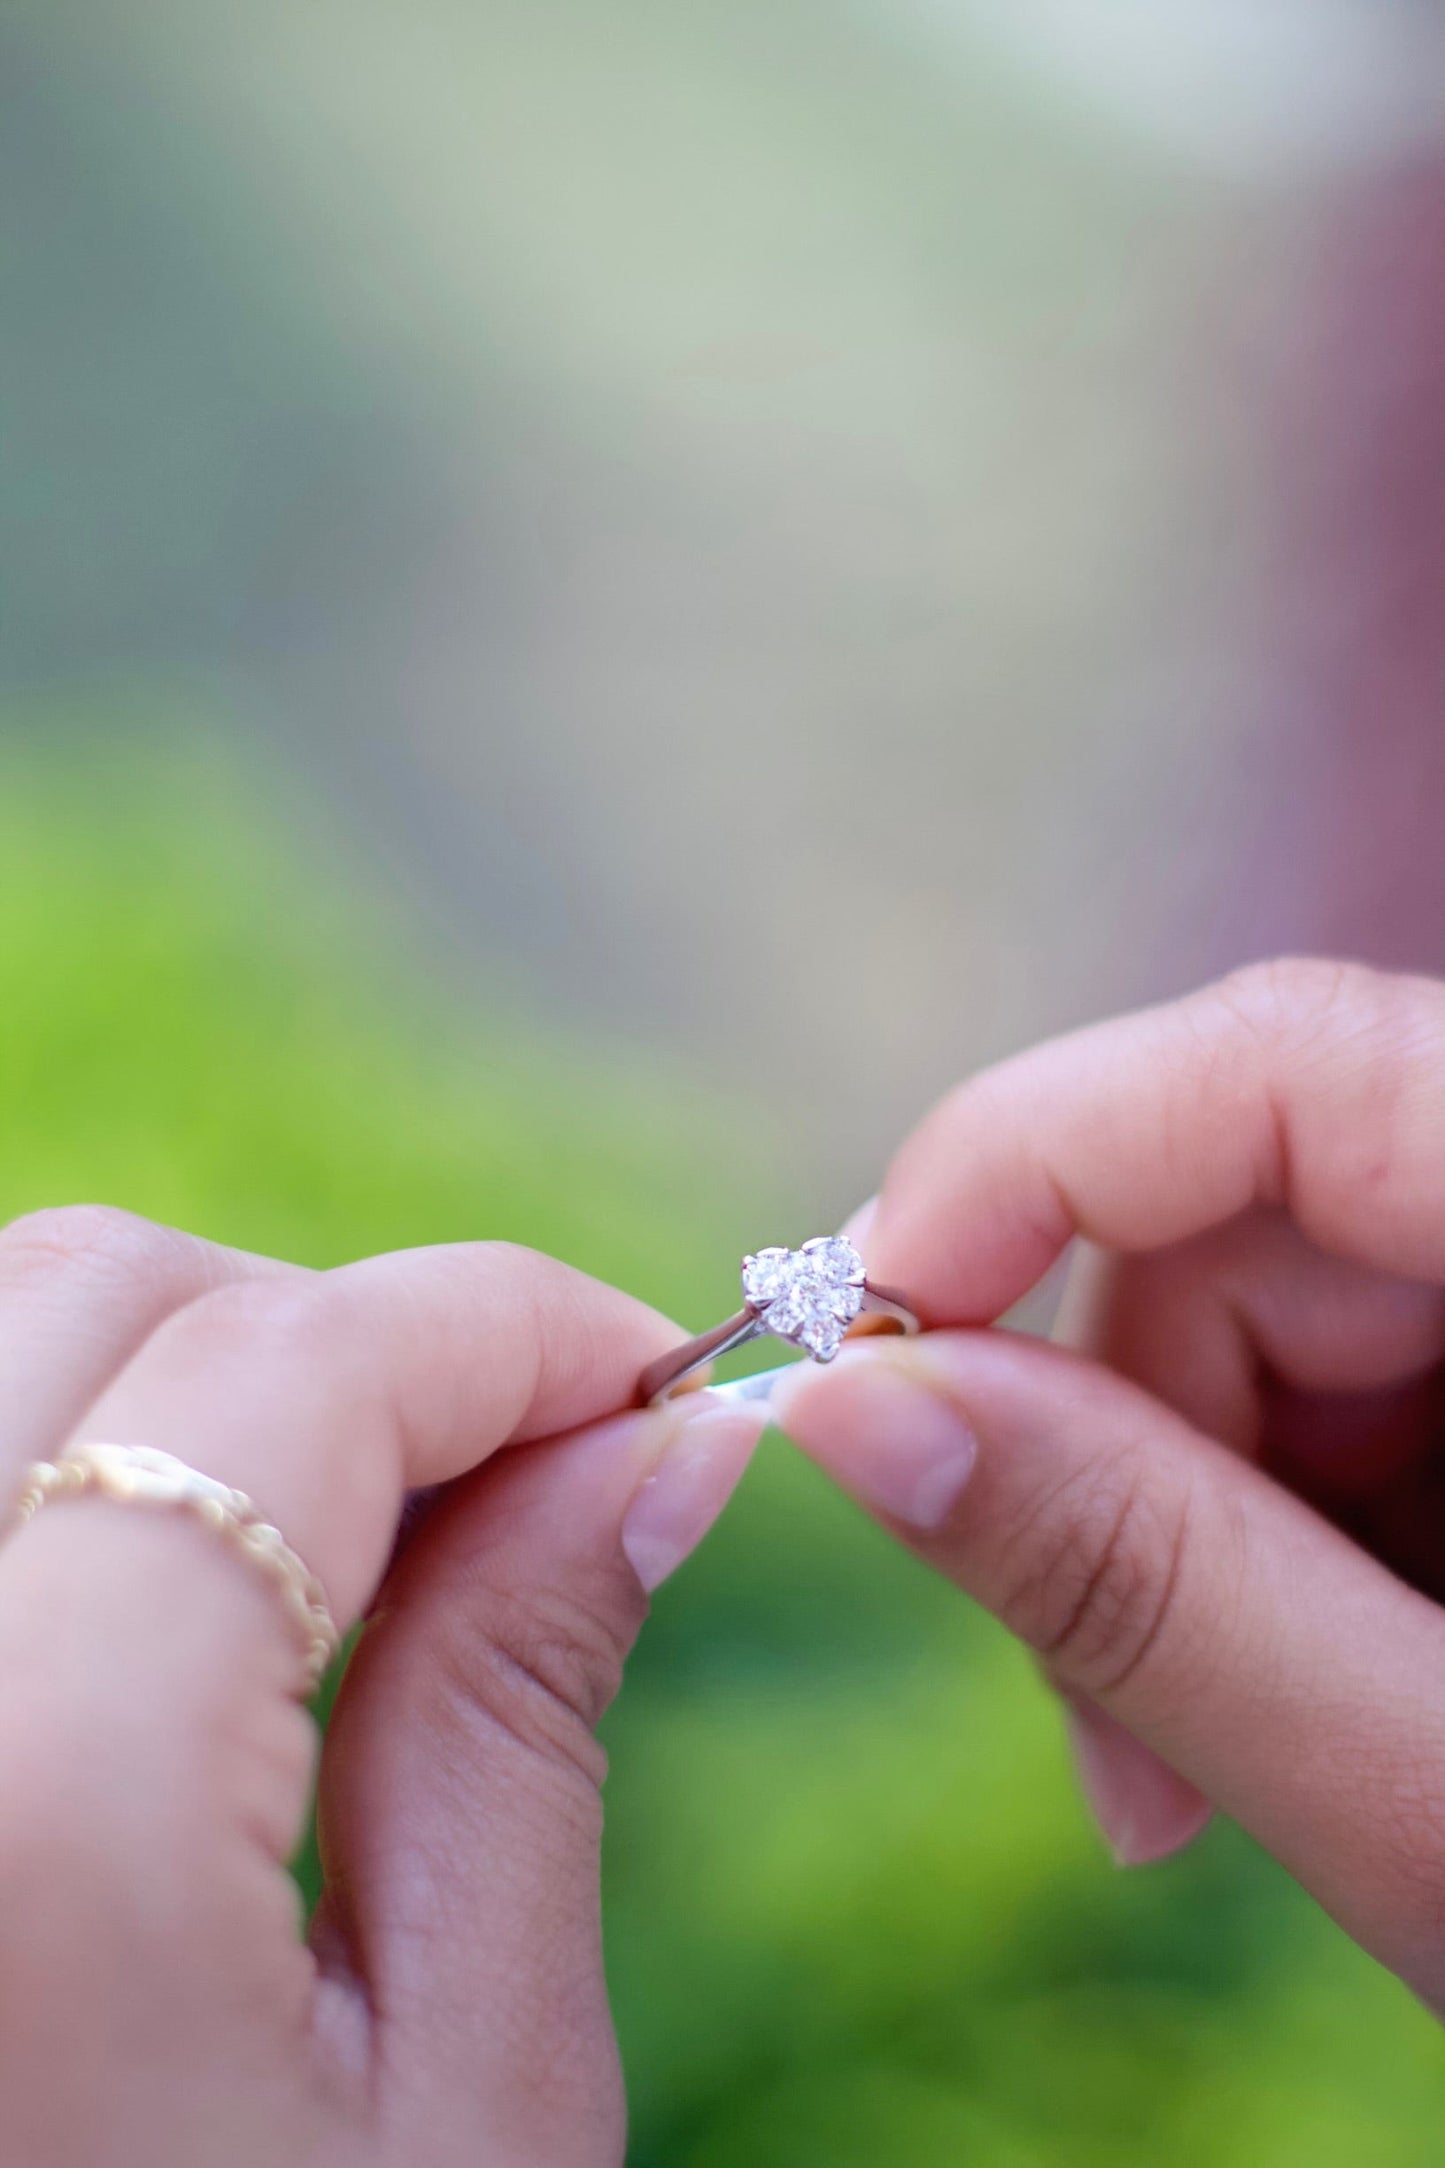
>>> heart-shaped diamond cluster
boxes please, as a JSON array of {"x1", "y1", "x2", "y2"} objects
[{"x1": 740, "y1": 1235, "x2": 866, "y2": 1361}]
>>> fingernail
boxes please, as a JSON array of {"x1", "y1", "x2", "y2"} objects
[
  {"x1": 705, "y1": 1361, "x2": 795, "y2": 1407},
  {"x1": 771, "y1": 1344, "x2": 977, "y2": 1529},
  {"x1": 621, "y1": 1399, "x2": 764, "y2": 1592},
  {"x1": 1064, "y1": 1699, "x2": 1213, "y2": 1867}
]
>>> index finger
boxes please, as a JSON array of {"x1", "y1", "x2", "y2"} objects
[
  {"x1": 69, "y1": 1240, "x2": 679, "y2": 1626},
  {"x1": 870, "y1": 959, "x2": 1445, "y2": 1321},
  {"x1": 0, "y1": 1245, "x2": 678, "y2": 1886}
]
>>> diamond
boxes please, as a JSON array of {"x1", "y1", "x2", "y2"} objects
[
  {"x1": 830, "y1": 1280, "x2": 864, "y2": 1325},
  {"x1": 741, "y1": 1247, "x2": 793, "y2": 1307},
  {"x1": 800, "y1": 1235, "x2": 867, "y2": 1287},
  {"x1": 739, "y1": 1235, "x2": 868, "y2": 1362},
  {"x1": 804, "y1": 1310, "x2": 846, "y2": 1361}
]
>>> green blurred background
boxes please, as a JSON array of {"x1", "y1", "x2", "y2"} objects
[{"x1": 5, "y1": 6, "x2": 1445, "y2": 2161}]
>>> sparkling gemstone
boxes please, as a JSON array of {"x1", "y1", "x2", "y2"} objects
[
  {"x1": 804, "y1": 1311, "x2": 846, "y2": 1361},
  {"x1": 800, "y1": 1235, "x2": 867, "y2": 1287},
  {"x1": 830, "y1": 1280, "x2": 864, "y2": 1325},
  {"x1": 761, "y1": 1283, "x2": 809, "y2": 1339},
  {"x1": 739, "y1": 1235, "x2": 867, "y2": 1361},
  {"x1": 741, "y1": 1247, "x2": 793, "y2": 1307}
]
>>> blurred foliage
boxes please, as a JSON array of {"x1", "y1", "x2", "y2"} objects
[{"x1": 0, "y1": 714, "x2": 1440, "y2": 2165}]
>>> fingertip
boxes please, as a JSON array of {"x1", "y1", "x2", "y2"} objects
[
  {"x1": 770, "y1": 1342, "x2": 978, "y2": 1530},
  {"x1": 620, "y1": 1396, "x2": 766, "y2": 1592}
]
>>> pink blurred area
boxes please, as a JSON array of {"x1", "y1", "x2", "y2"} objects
[{"x1": 1220, "y1": 162, "x2": 1445, "y2": 978}]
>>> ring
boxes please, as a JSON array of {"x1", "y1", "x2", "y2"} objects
[
  {"x1": 637, "y1": 1234, "x2": 920, "y2": 1406},
  {"x1": 9, "y1": 1443, "x2": 340, "y2": 1695}
]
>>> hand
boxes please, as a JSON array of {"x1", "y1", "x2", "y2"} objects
[
  {"x1": 0, "y1": 1211, "x2": 762, "y2": 2167},
  {"x1": 773, "y1": 959, "x2": 1445, "y2": 2012}
]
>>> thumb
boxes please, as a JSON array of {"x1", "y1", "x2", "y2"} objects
[
  {"x1": 313, "y1": 1394, "x2": 762, "y2": 2168},
  {"x1": 772, "y1": 1331, "x2": 1445, "y2": 2009}
]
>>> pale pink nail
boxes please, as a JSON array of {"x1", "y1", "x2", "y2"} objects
[
  {"x1": 621, "y1": 1401, "x2": 764, "y2": 1592},
  {"x1": 1065, "y1": 1699, "x2": 1213, "y2": 1867},
  {"x1": 771, "y1": 1345, "x2": 977, "y2": 1529}
]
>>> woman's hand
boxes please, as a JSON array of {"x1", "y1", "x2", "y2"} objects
[
  {"x1": 0, "y1": 1214, "x2": 762, "y2": 2168},
  {"x1": 772, "y1": 959, "x2": 1445, "y2": 2013}
]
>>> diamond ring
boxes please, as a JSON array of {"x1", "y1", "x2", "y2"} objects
[{"x1": 636, "y1": 1235, "x2": 921, "y2": 1406}]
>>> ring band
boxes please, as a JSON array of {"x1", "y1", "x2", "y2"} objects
[
  {"x1": 638, "y1": 1234, "x2": 920, "y2": 1406},
  {"x1": 11, "y1": 1444, "x2": 340, "y2": 1695}
]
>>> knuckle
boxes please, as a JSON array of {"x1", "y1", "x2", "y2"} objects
[
  {"x1": 0, "y1": 1203, "x2": 178, "y2": 1293},
  {"x1": 1210, "y1": 957, "x2": 1445, "y2": 1225},
  {"x1": 1213, "y1": 955, "x2": 1351, "y2": 1031},
  {"x1": 1213, "y1": 955, "x2": 1413, "y2": 1052},
  {"x1": 158, "y1": 1274, "x2": 339, "y2": 1367},
  {"x1": 423, "y1": 1569, "x2": 638, "y2": 1796},
  {"x1": 996, "y1": 1447, "x2": 1195, "y2": 1702}
]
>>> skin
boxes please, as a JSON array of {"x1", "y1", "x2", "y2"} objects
[
  {"x1": 773, "y1": 956, "x2": 1445, "y2": 2015},
  {"x1": 9, "y1": 952, "x2": 1445, "y2": 2161},
  {"x1": 0, "y1": 1216, "x2": 763, "y2": 2168}
]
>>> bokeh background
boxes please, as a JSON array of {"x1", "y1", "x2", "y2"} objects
[{"x1": 6, "y1": 4, "x2": 1445, "y2": 2160}]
